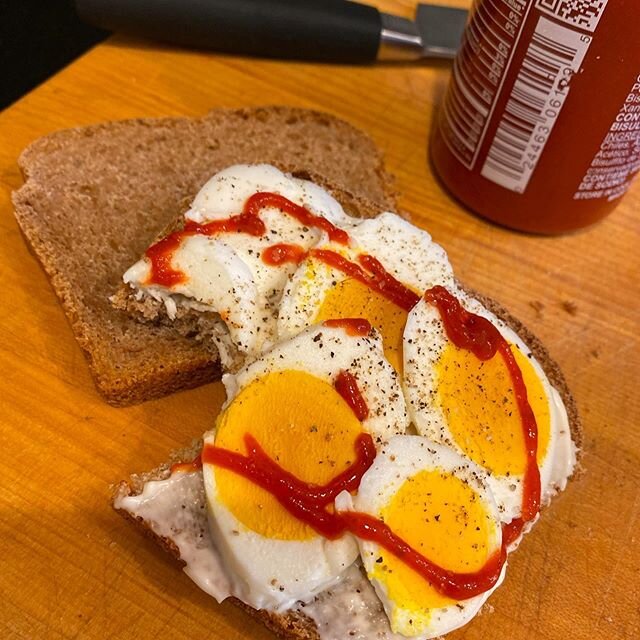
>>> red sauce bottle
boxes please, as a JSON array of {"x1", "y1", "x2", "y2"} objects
[{"x1": 431, "y1": 0, "x2": 640, "y2": 234}]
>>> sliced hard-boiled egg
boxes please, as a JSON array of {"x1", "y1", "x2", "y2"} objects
[
  {"x1": 123, "y1": 164, "x2": 357, "y2": 364},
  {"x1": 336, "y1": 435, "x2": 505, "y2": 639},
  {"x1": 202, "y1": 323, "x2": 408, "y2": 611},
  {"x1": 278, "y1": 212, "x2": 455, "y2": 374},
  {"x1": 403, "y1": 289, "x2": 576, "y2": 523}
]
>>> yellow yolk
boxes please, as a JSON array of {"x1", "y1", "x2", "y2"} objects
[
  {"x1": 315, "y1": 277, "x2": 408, "y2": 374},
  {"x1": 372, "y1": 470, "x2": 496, "y2": 615},
  {"x1": 436, "y1": 343, "x2": 551, "y2": 476},
  {"x1": 214, "y1": 370, "x2": 363, "y2": 541}
]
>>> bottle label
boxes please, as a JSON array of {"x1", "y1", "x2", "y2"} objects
[
  {"x1": 480, "y1": 16, "x2": 591, "y2": 192},
  {"x1": 439, "y1": 0, "x2": 533, "y2": 169},
  {"x1": 439, "y1": 0, "x2": 608, "y2": 192},
  {"x1": 535, "y1": 0, "x2": 607, "y2": 32},
  {"x1": 573, "y1": 75, "x2": 640, "y2": 202}
]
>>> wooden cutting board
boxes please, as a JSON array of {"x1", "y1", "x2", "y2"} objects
[{"x1": 0, "y1": 1, "x2": 637, "y2": 638}]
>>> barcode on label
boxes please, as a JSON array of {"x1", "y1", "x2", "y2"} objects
[
  {"x1": 480, "y1": 16, "x2": 591, "y2": 193},
  {"x1": 536, "y1": 0, "x2": 608, "y2": 32}
]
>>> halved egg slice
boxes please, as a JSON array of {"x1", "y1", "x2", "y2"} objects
[
  {"x1": 336, "y1": 436, "x2": 504, "y2": 639},
  {"x1": 123, "y1": 164, "x2": 356, "y2": 363},
  {"x1": 202, "y1": 323, "x2": 408, "y2": 611},
  {"x1": 403, "y1": 290, "x2": 576, "y2": 524},
  {"x1": 277, "y1": 212, "x2": 455, "y2": 374}
]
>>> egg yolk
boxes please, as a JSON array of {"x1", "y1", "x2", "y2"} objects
[
  {"x1": 214, "y1": 370, "x2": 363, "y2": 541},
  {"x1": 315, "y1": 277, "x2": 408, "y2": 374},
  {"x1": 372, "y1": 470, "x2": 497, "y2": 621},
  {"x1": 436, "y1": 343, "x2": 551, "y2": 476}
]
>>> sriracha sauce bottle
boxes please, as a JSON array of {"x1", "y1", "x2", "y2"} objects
[{"x1": 431, "y1": 0, "x2": 640, "y2": 234}]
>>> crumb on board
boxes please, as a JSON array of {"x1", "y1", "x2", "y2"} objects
[
  {"x1": 529, "y1": 300, "x2": 545, "y2": 318},
  {"x1": 561, "y1": 300, "x2": 578, "y2": 316}
]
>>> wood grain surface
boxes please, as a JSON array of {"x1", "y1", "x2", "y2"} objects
[{"x1": 0, "y1": 1, "x2": 638, "y2": 638}]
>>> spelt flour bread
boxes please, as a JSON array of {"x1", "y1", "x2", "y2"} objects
[
  {"x1": 12, "y1": 106, "x2": 396, "y2": 406},
  {"x1": 112, "y1": 291, "x2": 581, "y2": 640}
]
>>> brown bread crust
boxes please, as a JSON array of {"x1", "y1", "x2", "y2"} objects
[{"x1": 12, "y1": 107, "x2": 396, "y2": 406}]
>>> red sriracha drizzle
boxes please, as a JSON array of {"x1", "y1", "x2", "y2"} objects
[
  {"x1": 310, "y1": 249, "x2": 420, "y2": 312},
  {"x1": 334, "y1": 370, "x2": 369, "y2": 421},
  {"x1": 144, "y1": 233, "x2": 191, "y2": 288},
  {"x1": 204, "y1": 431, "x2": 376, "y2": 539},
  {"x1": 245, "y1": 192, "x2": 349, "y2": 245},
  {"x1": 204, "y1": 432, "x2": 506, "y2": 599},
  {"x1": 261, "y1": 243, "x2": 307, "y2": 266},
  {"x1": 202, "y1": 433, "x2": 507, "y2": 600},
  {"x1": 424, "y1": 285, "x2": 541, "y2": 541},
  {"x1": 144, "y1": 192, "x2": 348, "y2": 286},
  {"x1": 144, "y1": 191, "x2": 422, "y2": 325},
  {"x1": 340, "y1": 511, "x2": 506, "y2": 600},
  {"x1": 170, "y1": 456, "x2": 204, "y2": 475},
  {"x1": 323, "y1": 318, "x2": 372, "y2": 337},
  {"x1": 204, "y1": 368, "x2": 508, "y2": 599}
]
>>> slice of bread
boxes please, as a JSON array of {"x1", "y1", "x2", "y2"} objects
[
  {"x1": 112, "y1": 293, "x2": 582, "y2": 640},
  {"x1": 12, "y1": 106, "x2": 396, "y2": 406}
]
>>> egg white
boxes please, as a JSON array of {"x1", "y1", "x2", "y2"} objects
[
  {"x1": 336, "y1": 435, "x2": 505, "y2": 639},
  {"x1": 403, "y1": 290, "x2": 576, "y2": 524},
  {"x1": 123, "y1": 164, "x2": 357, "y2": 364},
  {"x1": 203, "y1": 324, "x2": 409, "y2": 611}
]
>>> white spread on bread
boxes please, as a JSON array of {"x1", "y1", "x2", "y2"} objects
[
  {"x1": 119, "y1": 164, "x2": 578, "y2": 639},
  {"x1": 115, "y1": 469, "x2": 405, "y2": 639},
  {"x1": 297, "y1": 563, "x2": 408, "y2": 640},
  {"x1": 114, "y1": 470, "x2": 231, "y2": 602}
]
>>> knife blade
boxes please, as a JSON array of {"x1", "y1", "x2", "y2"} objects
[{"x1": 76, "y1": 0, "x2": 468, "y2": 63}]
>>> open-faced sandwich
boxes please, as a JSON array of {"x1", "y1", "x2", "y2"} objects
[{"x1": 111, "y1": 163, "x2": 580, "y2": 639}]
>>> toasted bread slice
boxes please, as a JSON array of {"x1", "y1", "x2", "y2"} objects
[
  {"x1": 12, "y1": 107, "x2": 396, "y2": 406},
  {"x1": 112, "y1": 293, "x2": 582, "y2": 640}
]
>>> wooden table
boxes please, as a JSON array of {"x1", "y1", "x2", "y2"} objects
[{"x1": 0, "y1": 1, "x2": 638, "y2": 638}]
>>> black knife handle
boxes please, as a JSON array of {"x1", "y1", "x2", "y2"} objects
[{"x1": 76, "y1": 0, "x2": 382, "y2": 63}]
